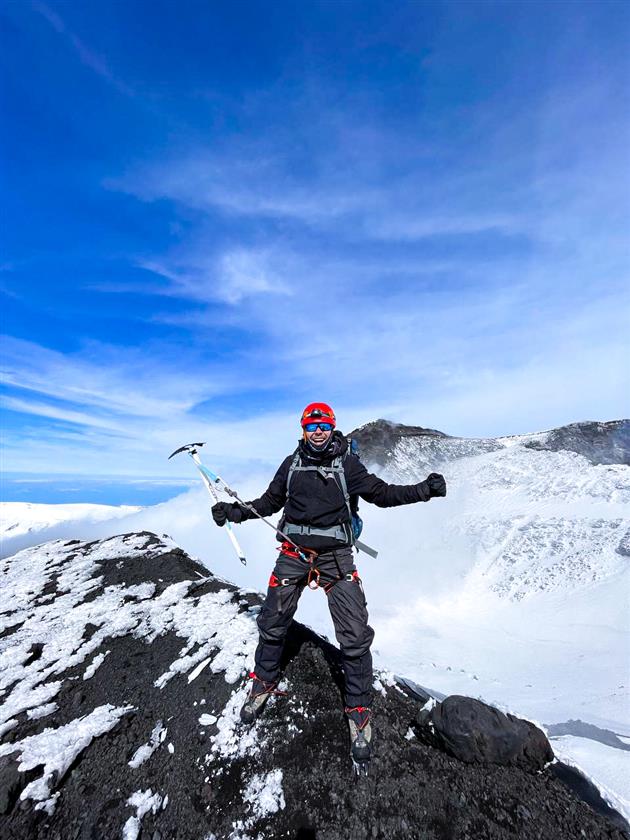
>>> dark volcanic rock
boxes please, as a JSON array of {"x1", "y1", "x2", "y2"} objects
[
  {"x1": 352, "y1": 419, "x2": 447, "y2": 448},
  {"x1": 523, "y1": 420, "x2": 630, "y2": 465},
  {"x1": 416, "y1": 695, "x2": 554, "y2": 772},
  {"x1": 1, "y1": 533, "x2": 628, "y2": 840},
  {"x1": 0, "y1": 753, "x2": 22, "y2": 815},
  {"x1": 551, "y1": 762, "x2": 630, "y2": 836}
]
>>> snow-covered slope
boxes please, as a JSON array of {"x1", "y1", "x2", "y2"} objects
[
  {"x1": 348, "y1": 420, "x2": 630, "y2": 733},
  {"x1": 1, "y1": 533, "x2": 627, "y2": 839},
  {"x1": 342, "y1": 418, "x2": 630, "y2": 817},
  {"x1": 350, "y1": 418, "x2": 630, "y2": 603}
]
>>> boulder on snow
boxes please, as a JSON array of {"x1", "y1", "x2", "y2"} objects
[{"x1": 417, "y1": 695, "x2": 554, "y2": 772}]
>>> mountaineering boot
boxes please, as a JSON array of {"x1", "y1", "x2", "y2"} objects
[
  {"x1": 240, "y1": 673, "x2": 278, "y2": 724},
  {"x1": 345, "y1": 706, "x2": 372, "y2": 769}
]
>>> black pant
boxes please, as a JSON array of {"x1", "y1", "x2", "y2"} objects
[{"x1": 254, "y1": 546, "x2": 375, "y2": 707}]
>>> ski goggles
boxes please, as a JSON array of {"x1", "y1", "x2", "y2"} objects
[
  {"x1": 303, "y1": 422, "x2": 334, "y2": 432},
  {"x1": 301, "y1": 406, "x2": 335, "y2": 427}
]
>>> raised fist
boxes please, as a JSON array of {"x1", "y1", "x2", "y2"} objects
[{"x1": 426, "y1": 473, "x2": 447, "y2": 497}]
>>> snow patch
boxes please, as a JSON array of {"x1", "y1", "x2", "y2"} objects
[
  {"x1": 26, "y1": 702, "x2": 58, "y2": 720},
  {"x1": 128, "y1": 721, "x2": 167, "y2": 769},
  {"x1": 150, "y1": 586, "x2": 257, "y2": 689},
  {"x1": 122, "y1": 788, "x2": 163, "y2": 840},
  {"x1": 0, "y1": 704, "x2": 133, "y2": 804},
  {"x1": 34, "y1": 791, "x2": 60, "y2": 815},
  {"x1": 188, "y1": 654, "x2": 214, "y2": 682},
  {"x1": 244, "y1": 768, "x2": 285, "y2": 820},
  {"x1": 83, "y1": 650, "x2": 110, "y2": 680},
  {"x1": 210, "y1": 688, "x2": 261, "y2": 760}
]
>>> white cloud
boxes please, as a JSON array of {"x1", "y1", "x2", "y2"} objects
[
  {"x1": 1, "y1": 396, "x2": 127, "y2": 433},
  {"x1": 217, "y1": 249, "x2": 294, "y2": 304}
]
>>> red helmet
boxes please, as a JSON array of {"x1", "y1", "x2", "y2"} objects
[{"x1": 300, "y1": 402, "x2": 336, "y2": 428}]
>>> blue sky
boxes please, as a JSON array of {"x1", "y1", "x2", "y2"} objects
[{"x1": 1, "y1": 0, "x2": 629, "y2": 502}]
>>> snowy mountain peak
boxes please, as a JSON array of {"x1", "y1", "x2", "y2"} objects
[
  {"x1": 350, "y1": 417, "x2": 630, "y2": 470},
  {"x1": 520, "y1": 419, "x2": 630, "y2": 465}
]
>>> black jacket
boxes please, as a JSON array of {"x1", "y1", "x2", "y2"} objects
[{"x1": 241, "y1": 430, "x2": 432, "y2": 550}]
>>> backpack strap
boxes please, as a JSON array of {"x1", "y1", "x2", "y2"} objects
[
  {"x1": 286, "y1": 449, "x2": 301, "y2": 496},
  {"x1": 331, "y1": 453, "x2": 353, "y2": 523}
]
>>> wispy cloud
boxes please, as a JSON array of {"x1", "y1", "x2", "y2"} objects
[
  {"x1": 32, "y1": 1, "x2": 134, "y2": 97},
  {"x1": 140, "y1": 248, "x2": 295, "y2": 305},
  {"x1": 4, "y1": 265, "x2": 628, "y2": 478},
  {"x1": 0, "y1": 337, "x2": 221, "y2": 417},
  {"x1": 0, "y1": 334, "x2": 301, "y2": 475},
  {"x1": 99, "y1": 65, "x2": 630, "y2": 446},
  {"x1": 2, "y1": 396, "x2": 128, "y2": 433}
]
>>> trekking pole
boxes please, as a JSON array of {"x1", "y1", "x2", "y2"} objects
[{"x1": 168, "y1": 443, "x2": 314, "y2": 564}]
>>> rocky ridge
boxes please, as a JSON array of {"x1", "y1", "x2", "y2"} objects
[
  {"x1": 1, "y1": 533, "x2": 628, "y2": 839},
  {"x1": 349, "y1": 418, "x2": 630, "y2": 470}
]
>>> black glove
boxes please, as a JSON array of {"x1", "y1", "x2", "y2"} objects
[
  {"x1": 211, "y1": 502, "x2": 244, "y2": 527},
  {"x1": 426, "y1": 472, "x2": 447, "y2": 497}
]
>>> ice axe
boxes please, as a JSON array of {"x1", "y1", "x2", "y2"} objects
[
  {"x1": 168, "y1": 443, "x2": 316, "y2": 566},
  {"x1": 168, "y1": 442, "x2": 247, "y2": 565}
]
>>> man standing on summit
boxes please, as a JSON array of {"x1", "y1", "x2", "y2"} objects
[{"x1": 211, "y1": 402, "x2": 446, "y2": 765}]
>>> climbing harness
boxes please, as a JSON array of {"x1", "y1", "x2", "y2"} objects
[{"x1": 272, "y1": 542, "x2": 364, "y2": 600}]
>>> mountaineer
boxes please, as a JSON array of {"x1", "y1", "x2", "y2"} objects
[{"x1": 212, "y1": 402, "x2": 446, "y2": 767}]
